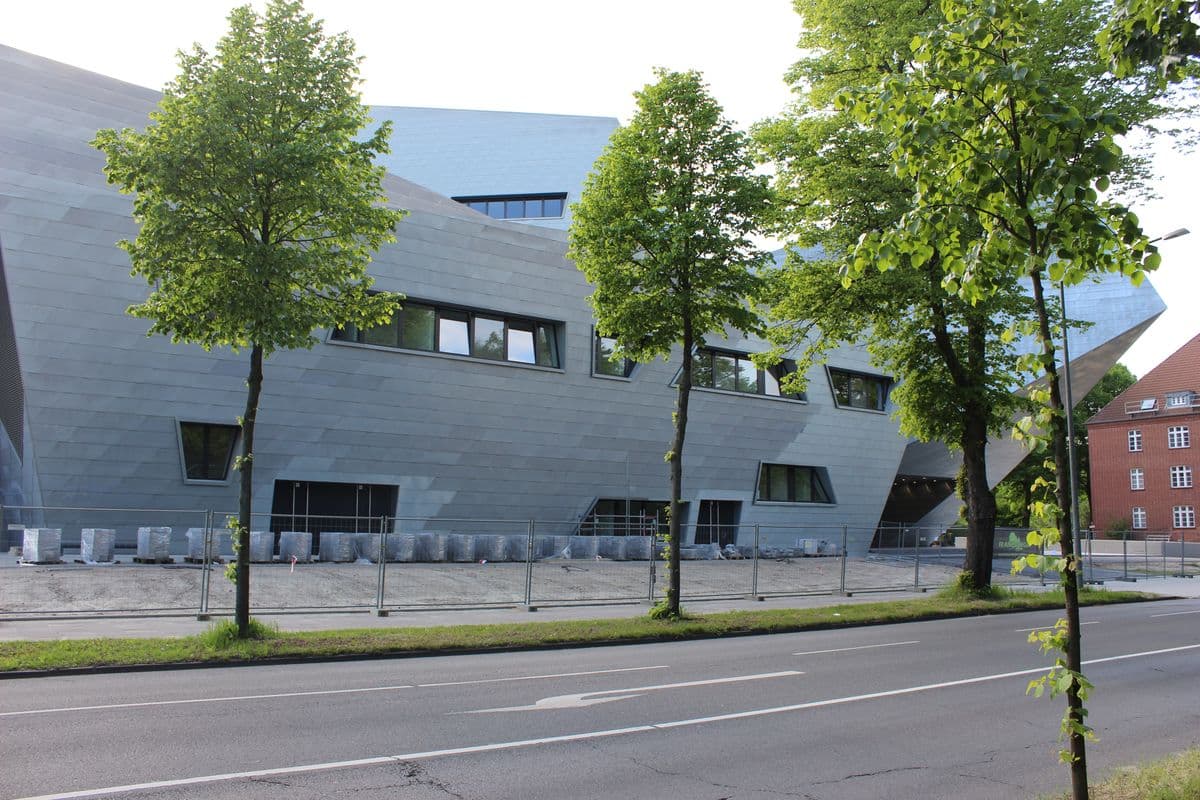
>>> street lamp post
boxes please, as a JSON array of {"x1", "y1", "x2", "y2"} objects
[{"x1": 1061, "y1": 226, "x2": 1189, "y2": 583}]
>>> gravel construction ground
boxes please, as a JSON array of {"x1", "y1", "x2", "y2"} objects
[{"x1": 0, "y1": 552, "x2": 1026, "y2": 616}]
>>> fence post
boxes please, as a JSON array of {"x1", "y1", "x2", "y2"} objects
[
  {"x1": 647, "y1": 513, "x2": 658, "y2": 605},
  {"x1": 1179, "y1": 529, "x2": 1190, "y2": 578},
  {"x1": 750, "y1": 524, "x2": 760, "y2": 600},
  {"x1": 912, "y1": 528, "x2": 921, "y2": 591},
  {"x1": 523, "y1": 519, "x2": 535, "y2": 609},
  {"x1": 1039, "y1": 534, "x2": 1045, "y2": 587},
  {"x1": 1123, "y1": 530, "x2": 1130, "y2": 581},
  {"x1": 374, "y1": 518, "x2": 388, "y2": 616},
  {"x1": 197, "y1": 510, "x2": 212, "y2": 620},
  {"x1": 839, "y1": 525, "x2": 849, "y2": 595},
  {"x1": 0, "y1": 504, "x2": 5, "y2": 551}
]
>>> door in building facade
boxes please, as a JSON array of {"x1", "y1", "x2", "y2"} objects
[{"x1": 695, "y1": 500, "x2": 740, "y2": 547}]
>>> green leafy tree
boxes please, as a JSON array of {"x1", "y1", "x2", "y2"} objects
[
  {"x1": 93, "y1": 0, "x2": 404, "y2": 637},
  {"x1": 996, "y1": 363, "x2": 1137, "y2": 527},
  {"x1": 843, "y1": 0, "x2": 1160, "y2": 794},
  {"x1": 569, "y1": 70, "x2": 770, "y2": 619},
  {"x1": 1101, "y1": 0, "x2": 1200, "y2": 80}
]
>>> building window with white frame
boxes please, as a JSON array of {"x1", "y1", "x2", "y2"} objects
[
  {"x1": 1166, "y1": 391, "x2": 1194, "y2": 408},
  {"x1": 1173, "y1": 505, "x2": 1196, "y2": 529},
  {"x1": 1131, "y1": 507, "x2": 1147, "y2": 529},
  {"x1": 1168, "y1": 425, "x2": 1191, "y2": 449},
  {"x1": 1170, "y1": 465, "x2": 1193, "y2": 488},
  {"x1": 1130, "y1": 467, "x2": 1145, "y2": 490},
  {"x1": 1128, "y1": 429, "x2": 1142, "y2": 452}
]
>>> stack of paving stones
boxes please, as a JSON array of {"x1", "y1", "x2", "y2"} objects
[
  {"x1": 185, "y1": 528, "x2": 232, "y2": 563},
  {"x1": 20, "y1": 528, "x2": 63, "y2": 564},
  {"x1": 317, "y1": 532, "x2": 356, "y2": 562},
  {"x1": 248, "y1": 531, "x2": 273, "y2": 562},
  {"x1": 79, "y1": 528, "x2": 115, "y2": 562},
  {"x1": 278, "y1": 531, "x2": 312, "y2": 562}
]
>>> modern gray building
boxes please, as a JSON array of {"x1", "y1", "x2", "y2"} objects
[{"x1": 0, "y1": 44, "x2": 1166, "y2": 554}]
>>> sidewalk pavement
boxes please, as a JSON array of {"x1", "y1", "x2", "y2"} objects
[{"x1": 0, "y1": 577, "x2": 1195, "y2": 643}]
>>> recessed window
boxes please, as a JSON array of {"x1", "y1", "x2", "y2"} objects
[
  {"x1": 1168, "y1": 425, "x2": 1191, "y2": 449},
  {"x1": 594, "y1": 334, "x2": 634, "y2": 378},
  {"x1": 1131, "y1": 507, "x2": 1147, "y2": 529},
  {"x1": 757, "y1": 463, "x2": 834, "y2": 504},
  {"x1": 1173, "y1": 505, "x2": 1196, "y2": 529},
  {"x1": 1130, "y1": 468, "x2": 1145, "y2": 491},
  {"x1": 689, "y1": 348, "x2": 804, "y2": 399},
  {"x1": 580, "y1": 498, "x2": 669, "y2": 536},
  {"x1": 828, "y1": 367, "x2": 891, "y2": 411},
  {"x1": 179, "y1": 422, "x2": 238, "y2": 482},
  {"x1": 1128, "y1": 429, "x2": 1142, "y2": 452},
  {"x1": 453, "y1": 193, "x2": 568, "y2": 220},
  {"x1": 1170, "y1": 465, "x2": 1193, "y2": 488},
  {"x1": 334, "y1": 301, "x2": 561, "y2": 368},
  {"x1": 1166, "y1": 391, "x2": 1194, "y2": 408}
]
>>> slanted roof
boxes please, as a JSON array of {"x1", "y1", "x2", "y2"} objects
[{"x1": 1087, "y1": 332, "x2": 1200, "y2": 425}]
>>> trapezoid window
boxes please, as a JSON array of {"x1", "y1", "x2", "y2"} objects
[
  {"x1": 334, "y1": 300, "x2": 561, "y2": 368},
  {"x1": 757, "y1": 463, "x2": 834, "y2": 504},
  {"x1": 179, "y1": 421, "x2": 239, "y2": 482},
  {"x1": 828, "y1": 367, "x2": 891, "y2": 411},
  {"x1": 594, "y1": 333, "x2": 635, "y2": 378},
  {"x1": 453, "y1": 193, "x2": 568, "y2": 220},
  {"x1": 687, "y1": 348, "x2": 803, "y2": 399}
]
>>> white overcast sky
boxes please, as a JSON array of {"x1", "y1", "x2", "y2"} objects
[{"x1": 5, "y1": 0, "x2": 1196, "y2": 377}]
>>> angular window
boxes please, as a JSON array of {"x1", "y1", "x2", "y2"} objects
[
  {"x1": 1128, "y1": 429, "x2": 1142, "y2": 452},
  {"x1": 580, "y1": 498, "x2": 669, "y2": 537},
  {"x1": 594, "y1": 334, "x2": 634, "y2": 377},
  {"x1": 828, "y1": 368, "x2": 891, "y2": 411},
  {"x1": 1131, "y1": 507, "x2": 1147, "y2": 530},
  {"x1": 1168, "y1": 425, "x2": 1191, "y2": 449},
  {"x1": 1130, "y1": 468, "x2": 1145, "y2": 491},
  {"x1": 179, "y1": 422, "x2": 238, "y2": 482},
  {"x1": 452, "y1": 192, "x2": 569, "y2": 220},
  {"x1": 1170, "y1": 465, "x2": 1193, "y2": 489},
  {"x1": 757, "y1": 463, "x2": 834, "y2": 504},
  {"x1": 336, "y1": 299, "x2": 560, "y2": 368},
  {"x1": 1173, "y1": 505, "x2": 1196, "y2": 529},
  {"x1": 688, "y1": 348, "x2": 804, "y2": 399}
]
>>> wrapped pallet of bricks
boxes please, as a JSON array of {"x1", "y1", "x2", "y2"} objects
[
  {"x1": 597, "y1": 536, "x2": 625, "y2": 560},
  {"x1": 136, "y1": 527, "x2": 172, "y2": 562},
  {"x1": 360, "y1": 532, "x2": 402, "y2": 563},
  {"x1": 185, "y1": 528, "x2": 232, "y2": 561},
  {"x1": 448, "y1": 533, "x2": 475, "y2": 563},
  {"x1": 22, "y1": 528, "x2": 62, "y2": 563},
  {"x1": 80, "y1": 528, "x2": 115, "y2": 562},
  {"x1": 418, "y1": 532, "x2": 447, "y2": 562},
  {"x1": 278, "y1": 531, "x2": 312, "y2": 563},
  {"x1": 569, "y1": 535, "x2": 599, "y2": 560},
  {"x1": 505, "y1": 533, "x2": 529, "y2": 562},
  {"x1": 392, "y1": 533, "x2": 416, "y2": 562},
  {"x1": 624, "y1": 536, "x2": 652, "y2": 561},
  {"x1": 248, "y1": 530, "x2": 273, "y2": 562},
  {"x1": 478, "y1": 534, "x2": 508, "y2": 562},
  {"x1": 318, "y1": 531, "x2": 355, "y2": 562}
]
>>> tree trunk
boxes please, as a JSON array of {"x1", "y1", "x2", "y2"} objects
[
  {"x1": 1030, "y1": 271, "x2": 1088, "y2": 799},
  {"x1": 235, "y1": 343, "x2": 264, "y2": 637},
  {"x1": 960, "y1": 409, "x2": 996, "y2": 590},
  {"x1": 666, "y1": 323, "x2": 693, "y2": 618}
]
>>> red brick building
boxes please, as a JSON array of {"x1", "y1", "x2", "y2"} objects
[{"x1": 1087, "y1": 333, "x2": 1200, "y2": 539}]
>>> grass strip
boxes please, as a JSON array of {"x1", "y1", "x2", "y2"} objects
[
  {"x1": 1043, "y1": 748, "x2": 1200, "y2": 799},
  {"x1": 0, "y1": 587, "x2": 1146, "y2": 673}
]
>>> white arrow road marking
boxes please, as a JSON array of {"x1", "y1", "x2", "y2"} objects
[{"x1": 463, "y1": 670, "x2": 803, "y2": 713}]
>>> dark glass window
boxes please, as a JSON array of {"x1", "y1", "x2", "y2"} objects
[
  {"x1": 828, "y1": 368, "x2": 891, "y2": 411},
  {"x1": 180, "y1": 422, "x2": 239, "y2": 481},
  {"x1": 452, "y1": 193, "x2": 569, "y2": 220},
  {"x1": 688, "y1": 348, "x2": 804, "y2": 399},
  {"x1": 594, "y1": 334, "x2": 635, "y2": 377},
  {"x1": 581, "y1": 498, "x2": 670, "y2": 536},
  {"x1": 757, "y1": 464, "x2": 834, "y2": 504},
  {"x1": 334, "y1": 299, "x2": 561, "y2": 367}
]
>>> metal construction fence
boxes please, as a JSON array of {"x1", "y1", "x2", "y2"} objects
[{"x1": 1, "y1": 505, "x2": 1194, "y2": 619}]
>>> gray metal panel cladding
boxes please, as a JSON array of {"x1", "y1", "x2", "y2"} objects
[{"x1": 0, "y1": 241, "x2": 25, "y2": 459}]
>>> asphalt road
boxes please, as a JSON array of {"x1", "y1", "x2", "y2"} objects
[{"x1": 3, "y1": 600, "x2": 1199, "y2": 800}]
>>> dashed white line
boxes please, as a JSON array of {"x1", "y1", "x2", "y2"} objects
[
  {"x1": 418, "y1": 664, "x2": 669, "y2": 688},
  {"x1": 1150, "y1": 609, "x2": 1200, "y2": 618},
  {"x1": 793, "y1": 640, "x2": 919, "y2": 656}
]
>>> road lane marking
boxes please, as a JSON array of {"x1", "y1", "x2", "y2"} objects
[
  {"x1": 1150, "y1": 609, "x2": 1200, "y2": 618},
  {"x1": 464, "y1": 671, "x2": 803, "y2": 713},
  {"x1": 1015, "y1": 621, "x2": 1100, "y2": 633},
  {"x1": 793, "y1": 641, "x2": 919, "y2": 656},
  {"x1": 17, "y1": 643, "x2": 1200, "y2": 800},
  {"x1": 1, "y1": 666, "x2": 669, "y2": 718},
  {"x1": 0, "y1": 685, "x2": 415, "y2": 718},
  {"x1": 418, "y1": 665, "x2": 670, "y2": 688}
]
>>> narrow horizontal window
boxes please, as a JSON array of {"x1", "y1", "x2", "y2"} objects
[
  {"x1": 179, "y1": 421, "x2": 239, "y2": 482},
  {"x1": 828, "y1": 367, "x2": 891, "y2": 411},
  {"x1": 452, "y1": 192, "x2": 569, "y2": 220},
  {"x1": 757, "y1": 463, "x2": 834, "y2": 504},
  {"x1": 687, "y1": 348, "x2": 804, "y2": 400},
  {"x1": 333, "y1": 299, "x2": 562, "y2": 368},
  {"x1": 1166, "y1": 391, "x2": 1194, "y2": 408}
]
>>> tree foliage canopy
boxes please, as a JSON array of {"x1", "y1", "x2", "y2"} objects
[
  {"x1": 93, "y1": 0, "x2": 405, "y2": 354},
  {"x1": 1101, "y1": 0, "x2": 1200, "y2": 81}
]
